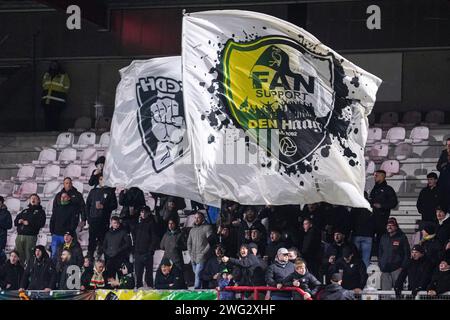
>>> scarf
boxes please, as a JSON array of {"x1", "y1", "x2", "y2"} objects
[{"x1": 90, "y1": 268, "x2": 105, "y2": 288}]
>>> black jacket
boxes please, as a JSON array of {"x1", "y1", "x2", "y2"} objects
[
  {"x1": 437, "y1": 149, "x2": 449, "y2": 172},
  {"x1": 160, "y1": 228, "x2": 186, "y2": 268},
  {"x1": 50, "y1": 202, "x2": 79, "y2": 236},
  {"x1": 421, "y1": 236, "x2": 443, "y2": 267},
  {"x1": 282, "y1": 271, "x2": 321, "y2": 296},
  {"x1": 416, "y1": 186, "x2": 441, "y2": 222},
  {"x1": 134, "y1": 217, "x2": 159, "y2": 255},
  {"x1": 427, "y1": 269, "x2": 450, "y2": 294},
  {"x1": 0, "y1": 261, "x2": 24, "y2": 290},
  {"x1": 378, "y1": 229, "x2": 410, "y2": 272},
  {"x1": 351, "y1": 207, "x2": 376, "y2": 238},
  {"x1": 53, "y1": 187, "x2": 86, "y2": 222},
  {"x1": 317, "y1": 284, "x2": 355, "y2": 300},
  {"x1": 103, "y1": 227, "x2": 131, "y2": 259},
  {"x1": 118, "y1": 187, "x2": 146, "y2": 222},
  {"x1": 436, "y1": 217, "x2": 450, "y2": 245},
  {"x1": 154, "y1": 266, "x2": 187, "y2": 290},
  {"x1": 329, "y1": 256, "x2": 368, "y2": 290},
  {"x1": 236, "y1": 218, "x2": 267, "y2": 249},
  {"x1": 300, "y1": 227, "x2": 322, "y2": 265},
  {"x1": 56, "y1": 240, "x2": 84, "y2": 267},
  {"x1": 86, "y1": 186, "x2": 117, "y2": 222},
  {"x1": 265, "y1": 240, "x2": 287, "y2": 262},
  {"x1": 21, "y1": 249, "x2": 56, "y2": 290},
  {"x1": 201, "y1": 256, "x2": 229, "y2": 289},
  {"x1": 14, "y1": 205, "x2": 46, "y2": 236},
  {"x1": 56, "y1": 262, "x2": 72, "y2": 290},
  {"x1": 395, "y1": 256, "x2": 434, "y2": 292},
  {"x1": 369, "y1": 181, "x2": 398, "y2": 217},
  {"x1": 229, "y1": 254, "x2": 267, "y2": 286},
  {"x1": 327, "y1": 206, "x2": 352, "y2": 237},
  {"x1": 0, "y1": 205, "x2": 12, "y2": 249}
]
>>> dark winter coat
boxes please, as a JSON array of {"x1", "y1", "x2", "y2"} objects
[
  {"x1": 436, "y1": 217, "x2": 450, "y2": 245},
  {"x1": 427, "y1": 269, "x2": 450, "y2": 294},
  {"x1": 14, "y1": 205, "x2": 46, "y2": 236},
  {"x1": 369, "y1": 181, "x2": 398, "y2": 217},
  {"x1": 201, "y1": 256, "x2": 229, "y2": 289},
  {"x1": 229, "y1": 254, "x2": 266, "y2": 286},
  {"x1": 20, "y1": 247, "x2": 56, "y2": 290},
  {"x1": 154, "y1": 266, "x2": 187, "y2": 290},
  {"x1": 160, "y1": 228, "x2": 186, "y2": 268},
  {"x1": 103, "y1": 227, "x2": 131, "y2": 259},
  {"x1": 0, "y1": 205, "x2": 12, "y2": 249},
  {"x1": 134, "y1": 217, "x2": 159, "y2": 255},
  {"x1": 50, "y1": 202, "x2": 79, "y2": 236},
  {"x1": 416, "y1": 186, "x2": 442, "y2": 222},
  {"x1": 395, "y1": 256, "x2": 434, "y2": 292},
  {"x1": 0, "y1": 261, "x2": 24, "y2": 290},
  {"x1": 317, "y1": 283, "x2": 355, "y2": 300},
  {"x1": 53, "y1": 187, "x2": 85, "y2": 222},
  {"x1": 282, "y1": 270, "x2": 321, "y2": 297},
  {"x1": 265, "y1": 260, "x2": 295, "y2": 298},
  {"x1": 378, "y1": 229, "x2": 410, "y2": 272},
  {"x1": 351, "y1": 207, "x2": 376, "y2": 238},
  {"x1": 329, "y1": 256, "x2": 368, "y2": 290},
  {"x1": 86, "y1": 186, "x2": 117, "y2": 222},
  {"x1": 118, "y1": 187, "x2": 146, "y2": 222},
  {"x1": 56, "y1": 240, "x2": 84, "y2": 267}
]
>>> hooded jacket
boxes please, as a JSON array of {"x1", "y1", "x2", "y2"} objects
[
  {"x1": 160, "y1": 228, "x2": 186, "y2": 267},
  {"x1": 14, "y1": 204, "x2": 46, "y2": 236},
  {"x1": 378, "y1": 229, "x2": 411, "y2": 272},
  {"x1": 103, "y1": 226, "x2": 131, "y2": 259},
  {"x1": 187, "y1": 222, "x2": 213, "y2": 264},
  {"x1": 0, "y1": 260, "x2": 24, "y2": 290},
  {"x1": 50, "y1": 201, "x2": 79, "y2": 236},
  {"x1": 0, "y1": 204, "x2": 12, "y2": 248},
  {"x1": 20, "y1": 246, "x2": 56, "y2": 290},
  {"x1": 53, "y1": 186, "x2": 85, "y2": 222},
  {"x1": 86, "y1": 186, "x2": 117, "y2": 222},
  {"x1": 317, "y1": 283, "x2": 355, "y2": 300}
]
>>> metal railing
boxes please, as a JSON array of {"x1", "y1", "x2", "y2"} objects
[{"x1": 219, "y1": 286, "x2": 313, "y2": 300}]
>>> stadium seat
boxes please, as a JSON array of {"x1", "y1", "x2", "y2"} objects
[
  {"x1": 406, "y1": 126, "x2": 429, "y2": 144},
  {"x1": 45, "y1": 200, "x2": 54, "y2": 214},
  {"x1": 73, "y1": 132, "x2": 96, "y2": 149},
  {"x1": 60, "y1": 164, "x2": 82, "y2": 180},
  {"x1": 11, "y1": 165, "x2": 35, "y2": 182},
  {"x1": 183, "y1": 251, "x2": 191, "y2": 264},
  {"x1": 80, "y1": 163, "x2": 96, "y2": 182},
  {"x1": 12, "y1": 181, "x2": 37, "y2": 199},
  {"x1": 54, "y1": 147, "x2": 77, "y2": 165},
  {"x1": 78, "y1": 229, "x2": 89, "y2": 246},
  {"x1": 36, "y1": 164, "x2": 60, "y2": 182},
  {"x1": 52, "y1": 132, "x2": 74, "y2": 149},
  {"x1": 366, "y1": 160, "x2": 375, "y2": 176},
  {"x1": 394, "y1": 142, "x2": 413, "y2": 161},
  {"x1": 95, "y1": 131, "x2": 110, "y2": 149},
  {"x1": 0, "y1": 181, "x2": 14, "y2": 197},
  {"x1": 379, "y1": 112, "x2": 399, "y2": 126},
  {"x1": 368, "y1": 143, "x2": 389, "y2": 161},
  {"x1": 36, "y1": 233, "x2": 48, "y2": 246},
  {"x1": 367, "y1": 127, "x2": 382, "y2": 144},
  {"x1": 381, "y1": 126, "x2": 406, "y2": 144},
  {"x1": 400, "y1": 111, "x2": 422, "y2": 126},
  {"x1": 79, "y1": 147, "x2": 97, "y2": 165},
  {"x1": 423, "y1": 110, "x2": 445, "y2": 125},
  {"x1": 72, "y1": 116, "x2": 92, "y2": 132},
  {"x1": 6, "y1": 232, "x2": 17, "y2": 251},
  {"x1": 32, "y1": 148, "x2": 57, "y2": 166},
  {"x1": 380, "y1": 160, "x2": 400, "y2": 177},
  {"x1": 39, "y1": 180, "x2": 61, "y2": 199},
  {"x1": 4, "y1": 197, "x2": 20, "y2": 214}
]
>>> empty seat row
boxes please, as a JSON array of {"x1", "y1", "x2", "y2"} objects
[
  {"x1": 367, "y1": 126, "x2": 429, "y2": 145},
  {"x1": 372, "y1": 110, "x2": 445, "y2": 126},
  {"x1": 53, "y1": 131, "x2": 110, "y2": 150},
  {"x1": 9, "y1": 178, "x2": 87, "y2": 200},
  {"x1": 33, "y1": 147, "x2": 99, "y2": 166},
  {"x1": 12, "y1": 163, "x2": 95, "y2": 183},
  {"x1": 366, "y1": 160, "x2": 400, "y2": 177}
]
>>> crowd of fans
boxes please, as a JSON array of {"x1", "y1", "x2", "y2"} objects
[{"x1": 0, "y1": 140, "x2": 450, "y2": 300}]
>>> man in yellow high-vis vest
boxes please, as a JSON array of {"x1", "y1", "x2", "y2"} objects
[{"x1": 41, "y1": 61, "x2": 70, "y2": 131}]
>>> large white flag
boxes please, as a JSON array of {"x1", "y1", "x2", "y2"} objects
[
  {"x1": 182, "y1": 10, "x2": 382, "y2": 208},
  {"x1": 104, "y1": 56, "x2": 206, "y2": 203}
]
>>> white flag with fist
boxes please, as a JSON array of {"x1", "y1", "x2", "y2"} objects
[{"x1": 104, "y1": 56, "x2": 206, "y2": 203}]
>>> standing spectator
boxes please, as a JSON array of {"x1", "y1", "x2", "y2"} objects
[
  {"x1": 427, "y1": 252, "x2": 450, "y2": 296},
  {"x1": 160, "y1": 219, "x2": 186, "y2": 270},
  {"x1": 0, "y1": 251, "x2": 24, "y2": 290},
  {"x1": 300, "y1": 203, "x2": 327, "y2": 232},
  {"x1": 118, "y1": 187, "x2": 146, "y2": 238},
  {"x1": 134, "y1": 206, "x2": 159, "y2": 288},
  {"x1": 436, "y1": 138, "x2": 450, "y2": 172},
  {"x1": 159, "y1": 197, "x2": 180, "y2": 225},
  {"x1": 85, "y1": 175, "x2": 117, "y2": 258},
  {"x1": 378, "y1": 218, "x2": 410, "y2": 290},
  {"x1": 351, "y1": 193, "x2": 376, "y2": 268},
  {"x1": 53, "y1": 178, "x2": 85, "y2": 230},
  {"x1": 0, "y1": 196, "x2": 12, "y2": 264},
  {"x1": 435, "y1": 207, "x2": 450, "y2": 244},
  {"x1": 19, "y1": 246, "x2": 56, "y2": 291},
  {"x1": 222, "y1": 244, "x2": 267, "y2": 291},
  {"x1": 329, "y1": 246, "x2": 367, "y2": 293},
  {"x1": 282, "y1": 259, "x2": 321, "y2": 300},
  {"x1": 103, "y1": 217, "x2": 131, "y2": 280},
  {"x1": 50, "y1": 192, "x2": 79, "y2": 259},
  {"x1": 265, "y1": 229, "x2": 287, "y2": 263},
  {"x1": 316, "y1": 273, "x2": 355, "y2": 300},
  {"x1": 14, "y1": 194, "x2": 46, "y2": 264},
  {"x1": 265, "y1": 248, "x2": 295, "y2": 300},
  {"x1": 187, "y1": 212, "x2": 213, "y2": 289},
  {"x1": 420, "y1": 223, "x2": 443, "y2": 267},
  {"x1": 213, "y1": 225, "x2": 238, "y2": 258},
  {"x1": 154, "y1": 258, "x2": 187, "y2": 290},
  {"x1": 88, "y1": 156, "x2": 105, "y2": 187},
  {"x1": 55, "y1": 231, "x2": 84, "y2": 267},
  {"x1": 201, "y1": 245, "x2": 229, "y2": 289},
  {"x1": 217, "y1": 268, "x2": 236, "y2": 300},
  {"x1": 394, "y1": 245, "x2": 434, "y2": 297},
  {"x1": 369, "y1": 170, "x2": 398, "y2": 255},
  {"x1": 41, "y1": 60, "x2": 70, "y2": 131},
  {"x1": 299, "y1": 218, "x2": 322, "y2": 278},
  {"x1": 236, "y1": 206, "x2": 266, "y2": 249},
  {"x1": 417, "y1": 172, "x2": 441, "y2": 223},
  {"x1": 217, "y1": 200, "x2": 242, "y2": 227}
]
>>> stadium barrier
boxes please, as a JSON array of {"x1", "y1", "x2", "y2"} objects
[{"x1": 220, "y1": 286, "x2": 313, "y2": 300}]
